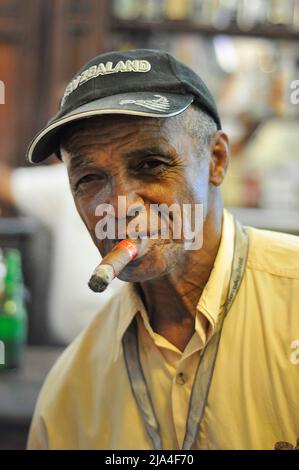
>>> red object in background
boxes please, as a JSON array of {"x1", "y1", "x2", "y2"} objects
[{"x1": 242, "y1": 173, "x2": 261, "y2": 208}]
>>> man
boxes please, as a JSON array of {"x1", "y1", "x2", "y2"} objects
[
  {"x1": 0, "y1": 161, "x2": 123, "y2": 344},
  {"x1": 26, "y1": 49, "x2": 299, "y2": 450}
]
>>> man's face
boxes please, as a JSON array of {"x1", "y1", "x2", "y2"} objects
[{"x1": 61, "y1": 112, "x2": 213, "y2": 282}]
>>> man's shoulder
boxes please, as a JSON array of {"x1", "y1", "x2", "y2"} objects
[
  {"x1": 28, "y1": 286, "x2": 133, "y2": 448},
  {"x1": 246, "y1": 225, "x2": 299, "y2": 279}
]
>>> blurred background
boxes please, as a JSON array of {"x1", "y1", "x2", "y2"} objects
[{"x1": 0, "y1": 0, "x2": 299, "y2": 449}]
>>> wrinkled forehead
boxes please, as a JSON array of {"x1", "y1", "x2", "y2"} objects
[{"x1": 60, "y1": 112, "x2": 187, "y2": 157}]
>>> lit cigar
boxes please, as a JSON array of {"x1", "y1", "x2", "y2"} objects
[{"x1": 88, "y1": 240, "x2": 138, "y2": 293}]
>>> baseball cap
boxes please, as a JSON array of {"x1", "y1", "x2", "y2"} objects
[{"x1": 27, "y1": 49, "x2": 221, "y2": 164}]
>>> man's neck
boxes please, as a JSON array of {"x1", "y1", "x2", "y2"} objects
[{"x1": 138, "y1": 203, "x2": 223, "y2": 351}]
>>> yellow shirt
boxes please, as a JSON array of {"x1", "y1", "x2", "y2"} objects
[{"x1": 27, "y1": 209, "x2": 299, "y2": 450}]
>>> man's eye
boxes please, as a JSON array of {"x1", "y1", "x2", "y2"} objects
[
  {"x1": 75, "y1": 174, "x2": 101, "y2": 189},
  {"x1": 137, "y1": 160, "x2": 166, "y2": 171}
]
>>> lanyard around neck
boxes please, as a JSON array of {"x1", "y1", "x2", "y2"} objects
[{"x1": 122, "y1": 219, "x2": 249, "y2": 450}]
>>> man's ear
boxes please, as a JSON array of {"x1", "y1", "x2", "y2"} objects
[{"x1": 209, "y1": 131, "x2": 230, "y2": 186}]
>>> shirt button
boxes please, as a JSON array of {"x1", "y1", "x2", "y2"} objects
[{"x1": 176, "y1": 372, "x2": 187, "y2": 385}]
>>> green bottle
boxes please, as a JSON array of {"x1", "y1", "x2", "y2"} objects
[{"x1": 0, "y1": 249, "x2": 27, "y2": 369}]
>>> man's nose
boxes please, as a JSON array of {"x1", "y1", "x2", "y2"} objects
[
  {"x1": 109, "y1": 189, "x2": 145, "y2": 221},
  {"x1": 108, "y1": 192, "x2": 145, "y2": 239}
]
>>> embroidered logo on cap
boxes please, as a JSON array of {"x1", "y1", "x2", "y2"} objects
[
  {"x1": 61, "y1": 59, "x2": 152, "y2": 107},
  {"x1": 119, "y1": 95, "x2": 170, "y2": 112}
]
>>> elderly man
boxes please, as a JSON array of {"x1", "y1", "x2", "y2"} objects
[{"x1": 26, "y1": 49, "x2": 299, "y2": 450}]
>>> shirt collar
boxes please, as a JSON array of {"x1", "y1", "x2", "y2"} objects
[
  {"x1": 115, "y1": 283, "x2": 144, "y2": 345},
  {"x1": 114, "y1": 208, "x2": 235, "y2": 354}
]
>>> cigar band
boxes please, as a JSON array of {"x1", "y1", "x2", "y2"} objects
[{"x1": 112, "y1": 240, "x2": 137, "y2": 259}]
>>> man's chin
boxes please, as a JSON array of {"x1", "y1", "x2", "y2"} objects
[{"x1": 116, "y1": 248, "x2": 169, "y2": 283}]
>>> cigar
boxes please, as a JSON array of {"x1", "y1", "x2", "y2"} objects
[{"x1": 88, "y1": 240, "x2": 138, "y2": 293}]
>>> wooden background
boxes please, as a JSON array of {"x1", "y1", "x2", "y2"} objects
[{"x1": 0, "y1": 0, "x2": 109, "y2": 168}]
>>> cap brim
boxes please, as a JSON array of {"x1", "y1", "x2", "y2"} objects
[{"x1": 27, "y1": 92, "x2": 194, "y2": 163}]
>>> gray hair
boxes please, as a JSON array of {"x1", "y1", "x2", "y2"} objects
[{"x1": 181, "y1": 105, "x2": 218, "y2": 157}]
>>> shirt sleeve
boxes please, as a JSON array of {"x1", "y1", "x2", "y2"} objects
[{"x1": 11, "y1": 164, "x2": 70, "y2": 229}]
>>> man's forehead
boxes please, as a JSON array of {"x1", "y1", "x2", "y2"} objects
[{"x1": 60, "y1": 112, "x2": 186, "y2": 152}]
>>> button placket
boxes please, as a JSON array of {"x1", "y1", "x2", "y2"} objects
[
  {"x1": 171, "y1": 356, "x2": 192, "y2": 448},
  {"x1": 176, "y1": 371, "x2": 188, "y2": 385}
]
